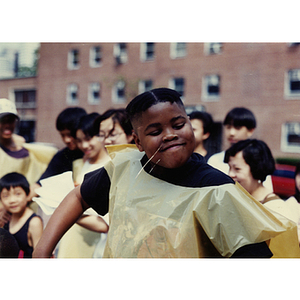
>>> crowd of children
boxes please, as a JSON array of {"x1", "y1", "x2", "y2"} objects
[{"x1": 1, "y1": 88, "x2": 300, "y2": 259}]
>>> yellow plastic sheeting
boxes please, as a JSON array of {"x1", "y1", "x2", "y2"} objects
[
  {"x1": 0, "y1": 143, "x2": 57, "y2": 185},
  {"x1": 102, "y1": 147, "x2": 299, "y2": 258}
]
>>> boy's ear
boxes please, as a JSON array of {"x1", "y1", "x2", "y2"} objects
[
  {"x1": 247, "y1": 128, "x2": 255, "y2": 138},
  {"x1": 132, "y1": 131, "x2": 144, "y2": 152},
  {"x1": 203, "y1": 132, "x2": 210, "y2": 141}
]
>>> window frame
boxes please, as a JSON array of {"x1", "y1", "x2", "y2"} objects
[
  {"x1": 88, "y1": 82, "x2": 101, "y2": 104},
  {"x1": 281, "y1": 122, "x2": 300, "y2": 153},
  {"x1": 66, "y1": 83, "x2": 79, "y2": 105},
  {"x1": 138, "y1": 79, "x2": 153, "y2": 94},
  {"x1": 14, "y1": 89, "x2": 36, "y2": 109},
  {"x1": 284, "y1": 69, "x2": 300, "y2": 99},
  {"x1": 112, "y1": 80, "x2": 126, "y2": 104},
  {"x1": 113, "y1": 43, "x2": 128, "y2": 64},
  {"x1": 202, "y1": 74, "x2": 221, "y2": 101},
  {"x1": 140, "y1": 42, "x2": 155, "y2": 61},
  {"x1": 170, "y1": 43, "x2": 187, "y2": 59},
  {"x1": 204, "y1": 43, "x2": 223, "y2": 55},
  {"x1": 89, "y1": 46, "x2": 102, "y2": 68},
  {"x1": 169, "y1": 77, "x2": 185, "y2": 98},
  {"x1": 68, "y1": 49, "x2": 80, "y2": 70}
]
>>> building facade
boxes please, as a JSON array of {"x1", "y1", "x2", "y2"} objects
[{"x1": 1, "y1": 42, "x2": 300, "y2": 159}]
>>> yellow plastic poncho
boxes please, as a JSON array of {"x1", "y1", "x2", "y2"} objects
[
  {"x1": 0, "y1": 143, "x2": 57, "y2": 185},
  {"x1": 102, "y1": 146, "x2": 300, "y2": 258}
]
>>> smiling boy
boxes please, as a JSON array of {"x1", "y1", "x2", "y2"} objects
[{"x1": 33, "y1": 88, "x2": 292, "y2": 258}]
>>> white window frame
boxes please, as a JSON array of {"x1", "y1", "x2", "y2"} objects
[
  {"x1": 170, "y1": 43, "x2": 187, "y2": 59},
  {"x1": 204, "y1": 43, "x2": 222, "y2": 55},
  {"x1": 66, "y1": 83, "x2": 79, "y2": 104},
  {"x1": 169, "y1": 77, "x2": 185, "y2": 98},
  {"x1": 112, "y1": 80, "x2": 126, "y2": 104},
  {"x1": 140, "y1": 42, "x2": 155, "y2": 61},
  {"x1": 281, "y1": 122, "x2": 300, "y2": 153},
  {"x1": 89, "y1": 46, "x2": 102, "y2": 68},
  {"x1": 88, "y1": 82, "x2": 101, "y2": 104},
  {"x1": 202, "y1": 74, "x2": 220, "y2": 101},
  {"x1": 138, "y1": 79, "x2": 153, "y2": 94},
  {"x1": 68, "y1": 49, "x2": 80, "y2": 70},
  {"x1": 284, "y1": 69, "x2": 300, "y2": 99},
  {"x1": 113, "y1": 43, "x2": 128, "y2": 64}
]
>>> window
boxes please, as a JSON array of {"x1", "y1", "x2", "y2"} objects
[
  {"x1": 112, "y1": 80, "x2": 126, "y2": 103},
  {"x1": 140, "y1": 43, "x2": 155, "y2": 61},
  {"x1": 285, "y1": 69, "x2": 300, "y2": 98},
  {"x1": 204, "y1": 43, "x2": 222, "y2": 55},
  {"x1": 68, "y1": 49, "x2": 80, "y2": 70},
  {"x1": 66, "y1": 83, "x2": 79, "y2": 104},
  {"x1": 17, "y1": 120, "x2": 35, "y2": 143},
  {"x1": 89, "y1": 46, "x2": 102, "y2": 67},
  {"x1": 88, "y1": 82, "x2": 100, "y2": 104},
  {"x1": 14, "y1": 89, "x2": 36, "y2": 108},
  {"x1": 114, "y1": 43, "x2": 127, "y2": 65},
  {"x1": 281, "y1": 122, "x2": 300, "y2": 153},
  {"x1": 170, "y1": 43, "x2": 186, "y2": 58},
  {"x1": 169, "y1": 77, "x2": 185, "y2": 97},
  {"x1": 138, "y1": 80, "x2": 153, "y2": 93},
  {"x1": 202, "y1": 75, "x2": 220, "y2": 101}
]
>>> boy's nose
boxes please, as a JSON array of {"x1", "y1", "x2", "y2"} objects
[
  {"x1": 228, "y1": 169, "x2": 236, "y2": 179},
  {"x1": 162, "y1": 132, "x2": 177, "y2": 142}
]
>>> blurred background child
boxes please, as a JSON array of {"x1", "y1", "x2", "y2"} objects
[{"x1": 1, "y1": 172, "x2": 43, "y2": 258}]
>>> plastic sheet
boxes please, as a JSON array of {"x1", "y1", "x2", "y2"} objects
[{"x1": 103, "y1": 146, "x2": 300, "y2": 258}]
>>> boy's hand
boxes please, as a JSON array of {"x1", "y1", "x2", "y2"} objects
[{"x1": 0, "y1": 207, "x2": 11, "y2": 227}]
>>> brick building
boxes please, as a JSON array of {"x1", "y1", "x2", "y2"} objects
[{"x1": 1, "y1": 42, "x2": 300, "y2": 159}]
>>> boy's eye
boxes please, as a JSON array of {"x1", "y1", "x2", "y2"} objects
[
  {"x1": 173, "y1": 122, "x2": 185, "y2": 130},
  {"x1": 148, "y1": 130, "x2": 161, "y2": 136}
]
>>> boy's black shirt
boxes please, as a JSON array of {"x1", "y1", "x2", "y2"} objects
[
  {"x1": 38, "y1": 147, "x2": 83, "y2": 184},
  {"x1": 80, "y1": 152, "x2": 272, "y2": 258}
]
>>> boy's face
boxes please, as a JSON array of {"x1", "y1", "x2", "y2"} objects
[
  {"x1": 227, "y1": 151, "x2": 255, "y2": 194},
  {"x1": 1, "y1": 187, "x2": 28, "y2": 214},
  {"x1": 190, "y1": 119, "x2": 210, "y2": 146},
  {"x1": 99, "y1": 117, "x2": 133, "y2": 145},
  {"x1": 59, "y1": 129, "x2": 77, "y2": 151},
  {"x1": 0, "y1": 115, "x2": 17, "y2": 140},
  {"x1": 224, "y1": 124, "x2": 254, "y2": 146},
  {"x1": 76, "y1": 129, "x2": 105, "y2": 162},
  {"x1": 132, "y1": 102, "x2": 195, "y2": 169}
]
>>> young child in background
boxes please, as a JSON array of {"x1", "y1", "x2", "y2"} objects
[
  {"x1": 56, "y1": 113, "x2": 109, "y2": 258},
  {"x1": 208, "y1": 107, "x2": 256, "y2": 173},
  {"x1": 188, "y1": 111, "x2": 214, "y2": 161},
  {"x1": 33, "y1": 88, "x2": 294, "y2": 259},
  {"x1": 1, "y1": 172, "x2": 43, "y2": 258},
  {"x1": 92, "y1": 108, "x2": 135, "y2": 257},
  {"x1": 93, "y1": 108, "x2": 134, "y2": 146},
  {"x1": 224, "y1": 139, "x2": 300, "y2": 256}
]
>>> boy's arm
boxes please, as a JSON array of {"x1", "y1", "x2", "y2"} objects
[
  {"x1": 76, "y1": 215, "x2": 109, "y2": 233},
  {"x1": 33, "y1": 185, "x2": 89, "y2": 258},
  {"x1": 28, "y1": 216, "x2": 44, "y2": 249}
]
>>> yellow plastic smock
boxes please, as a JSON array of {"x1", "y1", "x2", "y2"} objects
[
  {"x1": 0, "y1": 143, "x2": 57, "y2": 185},
  {"x1": 102, "y1": 145, "x2": 300, "y2": 258}
]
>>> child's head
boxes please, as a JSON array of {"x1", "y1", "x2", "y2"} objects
[
  {"x1": 76, "y1": 113, "x2": 105, "y2": 162},
  {"x1": 223, "y1": 107, "x2": 256, "y2": 146},
  {"x1": 0, "y1": 172, "x2": 30, "y2": 214},
  {"x1": 94, "y1": 108, "x2": 133, "y2": 145},
  {"x1": 0, "y1": 98, "x2": 19, "y2": 141},
  {"x1": 0, "y1": 228, "x2": 20, "y2": 258},
  {"x1": 126, "y1": 88, "x2": 195, "y2": 169},
  {"x1": 188, "y1": 111, "x2": 213, "y2": 148},
  {"x1": 56, "y1": 107, "x2": 87, "y2": 150},
  {"x1": 294, "y1": 163, "x2": 300, "y2": 202},
  {"x1": 224, "y1": 139, "x2": 275, "y2": 189}
]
